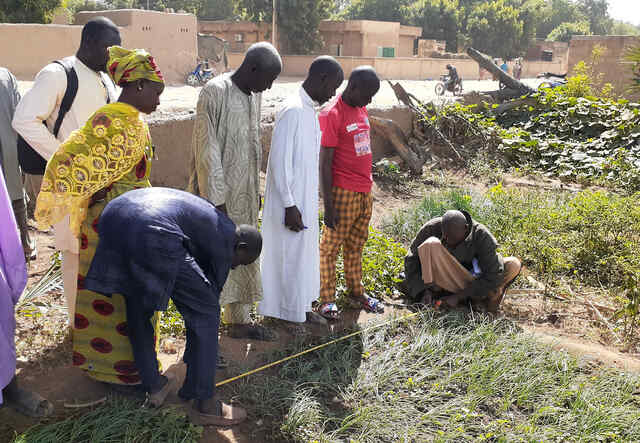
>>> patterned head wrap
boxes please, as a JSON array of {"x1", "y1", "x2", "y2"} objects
[{"x1": 107, "y1": 46, "x2": 164, "y2": 87}]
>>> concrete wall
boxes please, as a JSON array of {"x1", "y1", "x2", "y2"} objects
[
  {"x1": 568, "y1": 35, "x2": 640, "y2": 99},
  {"x1": 147, "y1": 105, "x2": 414, "y2": 190},
  {"x1": 399, "y1": 35, "x2": 416, "y2": 57},
  {"x1": 227, "y1": 52, "x2": 565, "y2": 80},
  {"x1": 0, "y1": 24, "x2": 82, "y2": 79},
  {"x1": 1, "y1": 10, "x2": 196, "y2": 84},
  {"x1": 76, "y1": 10, "x2": 197, "y2": 85},
  {"x1": 198, "y1": 20, "x2": 269, "y2": 53}
]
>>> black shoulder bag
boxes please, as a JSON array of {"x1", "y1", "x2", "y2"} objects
[{"x1": 17, "y1": 59, "x2": 79, "y2": 175}]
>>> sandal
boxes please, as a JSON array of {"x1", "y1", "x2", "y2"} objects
[
  {"x1": 228, "y1": 324, "x2": 279, "y2": 341},
  {"x1": 147, "y1": 372, "x2": 176, "y2": 408},
  {"x1": 217, "y1": 354, "x2": 228, "y2": 369},
  {"x1": 349, "y1": 295, "x2": 384, "y2": 313},
  {"x1": 284, "y1": 322, "x2": 309, "y2": 336},
  {"x1": 5, "y1": 389, "x2": 54, "y2": 418},
  {"x1": 306, "y1": 311, "x2": 328, "y2": 326},
  {"x1": 316, "y1": 302, "x2": 341, "y2": 321},
  {"x1": 189, "y1": 399, "x2": 247, "y2": 427}
]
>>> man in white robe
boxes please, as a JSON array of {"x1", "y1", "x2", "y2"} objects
[{"x1": 259, "y1": 57, "x2": 344, "y2": 331}]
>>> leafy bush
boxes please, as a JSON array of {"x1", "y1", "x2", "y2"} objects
[
  {"x1": 441, "y1": 90, "x2": 640, "y2": 191},
  {"x1": 334, "y1": 227, "x2": 407, "y2": 301}
]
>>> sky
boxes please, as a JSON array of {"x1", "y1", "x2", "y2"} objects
[{"x1": 608, "y1": 0, "x2": 640, "y2": 26}]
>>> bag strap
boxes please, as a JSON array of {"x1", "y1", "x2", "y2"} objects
[{"x1": 51, "y1": 59, "x2": 79, "y2": 138}]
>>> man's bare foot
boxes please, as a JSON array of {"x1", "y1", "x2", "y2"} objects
[
  {"x1": 3, "y1": 376, "x2": 54, "y2": 417},
  {"x1": 228, "y1": 324, "x2": 278, "y2": 341}
]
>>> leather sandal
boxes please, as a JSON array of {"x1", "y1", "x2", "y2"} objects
[
  {"x1": 147, "y1": 372, "x2": 176, "y2": 408},
  {"x1": 189, "y1": 399, "x2": 247, "y2": 426}
]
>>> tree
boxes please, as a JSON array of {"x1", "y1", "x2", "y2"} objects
[
  {"x1": 536, "y1": 0, "x2": 585, "y2": 39},
  {"x1": 546, "y1": 20, "x2": 591, "y2": 42},
  {"x1": 576, "y1": 0, "x2": 611, "y2": 35},
  {"x1": 237, "y1": 0, "x2": 336, "y2": 54},
  {"x1": 0, "y1": 0, "x2": 63, "y2": 22},
  {"x1": 336, "y1": 0, "x2": 412, "y2": 24},
  {"x1": 197, "y1": 0, "x2": 237, "y2": 19},
  {"x1": 408, "y1": 0, "x2": 460, "y2": 52},
  {"x1": 610, "y1": 20, "x2": 640, "y2": 36},
  {"x1": 466, "y1": 0, "x2": 523, "y2": 59}
]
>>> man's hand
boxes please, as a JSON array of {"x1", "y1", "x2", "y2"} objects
[
  {"x1": 89, "y1": 188, "x2": 108, "y2": 208},
  {"x1": 284, "y1": 206, "x2": 305, "y2": 232},
  {"x1": 323, "y1": 206, "x2": 338, "y2": 230},
  {"x1": 216, "y1": 203, "x2": 228, "y2": 215}
]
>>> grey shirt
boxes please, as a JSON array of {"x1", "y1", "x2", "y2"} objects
[{"x1": 0, "y1": 67, "x2": 22, "y2": 201}]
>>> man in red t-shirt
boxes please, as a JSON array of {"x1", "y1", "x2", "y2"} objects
[{"x1": 316, "y1": 66, "x2": 383, "y2": 320}]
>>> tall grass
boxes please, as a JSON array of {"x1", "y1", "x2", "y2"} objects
[
  {"x1": 12, "y1": 397, "x2": 202, "y2": 443},
  {"x1": 228, "y1": 312, "x2": 640, "y2": 442}
]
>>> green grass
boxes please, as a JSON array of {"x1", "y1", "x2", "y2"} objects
[
  {"x1": 12, "y1": 397, "x2": 202, "y2": 443},
  {"x1": 227, "y1": 311, "x2": 640, "y2": 442},
  {"x1": 383, "y1": 185, "x2": 640, "y2": 289}
]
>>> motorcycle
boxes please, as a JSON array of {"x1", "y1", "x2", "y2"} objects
[
  {"x1": 537, "y1": 72, "x2": 567, "y2": 90},
  {"x1": 186, "y1": 61, "x2": 216, "y2": 86},
  {"x1": 435, "y1": 74, "x2": 463, "y2": 96}
]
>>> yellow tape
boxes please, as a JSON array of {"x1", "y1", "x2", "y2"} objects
[{"x1": 215, "y1": 311, "x2": 420, "y2": 387}]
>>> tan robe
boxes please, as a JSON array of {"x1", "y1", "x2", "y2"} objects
[{"x1": 189, "y1": 74, "x2": 262, "y2": 317}]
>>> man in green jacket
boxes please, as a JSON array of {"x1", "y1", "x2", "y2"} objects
[{"x1": 402, "y1": 210, "x2": 520, "y2": 313}]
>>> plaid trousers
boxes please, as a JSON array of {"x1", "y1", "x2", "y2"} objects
[{"x1": 319, "y1": 187, "x2": 373, "y2": 303}]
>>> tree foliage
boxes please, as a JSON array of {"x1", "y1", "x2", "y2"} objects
[
  {"x1": 236, "y1": 0, "x2": 335, "y2": 54},
  {"x1": 467, "y1": 1, "x2": 523, "y2": 59},
  {"x1": 0, "y1": 0, "x2": 62, "y2": 22},
  {"x1": 335, "y1": 0, "x2": 412, "y2": 23},
  {"x1": 547, "y1": 20, "x2": 591, "y2": 42}
]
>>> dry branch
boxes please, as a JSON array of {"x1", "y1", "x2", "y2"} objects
[{"x1": 370, "y1": 116, "x2": 425, "y2": 174}]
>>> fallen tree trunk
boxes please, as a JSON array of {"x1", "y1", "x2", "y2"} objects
[
  {"x1": 467, "y1": 47, "x2": 534, "y2": 94},
  {"x1": 370, "y1": 116, "x2": 425, "y2": 174}
]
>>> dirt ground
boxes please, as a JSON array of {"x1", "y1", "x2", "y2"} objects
[
  {"x1": 3, "y1": 170, "x2": 640, "y2": 442},
  {"x1": 5, "y1": 76, "x2": 639, "y2": 441}
]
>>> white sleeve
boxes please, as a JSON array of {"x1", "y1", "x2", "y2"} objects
[
  {"x1": 12, "y1": 65, "x2": 66, "y2": 160},
  {"x1": 269, "y1": 108, "x2": 297, "y2": 208}
]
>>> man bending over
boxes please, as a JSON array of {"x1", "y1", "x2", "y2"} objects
[
  {"x1": 402, "y1": 210, "x2": 521, "y2": 314},
  {"x1": 84, "y1": 187, "x2": 261, "y2": 426}
]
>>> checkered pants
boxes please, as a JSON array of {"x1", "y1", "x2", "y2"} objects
[{"x1": 319, "y1": 187, "x2": 373, "y2": 303}]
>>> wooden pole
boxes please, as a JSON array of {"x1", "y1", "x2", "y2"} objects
[
  {"x1": 466, "y1": 47, "x2": 534, "y2": 94},
  {"x1": 272, "y1": 0, "x2": 277, "y2": 49}
]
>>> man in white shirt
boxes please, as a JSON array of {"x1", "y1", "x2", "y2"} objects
[
  {"x1": 259, "y1": 57, "x2": 343, "y2": 334},
  {"x1": 12, "y1": 17, "x2": 121, "y2": 322}
]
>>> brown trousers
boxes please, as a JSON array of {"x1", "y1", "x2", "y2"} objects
[{"x1": 417, "y1": 237, "x2": 521, "y2": 310}]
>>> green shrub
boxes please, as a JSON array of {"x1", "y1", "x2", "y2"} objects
[
  {"x1": 384, "y1": 186, "x2": 640, "y2": 289},
  {"x1": 334, "y1": 227, "x2": 407, "y2": 300}
]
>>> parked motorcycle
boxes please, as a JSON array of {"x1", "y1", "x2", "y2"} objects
[
  {"x1": 537, "y1": 72, "x2": 567, "y2": 90},
  {"x1": 186, "y1": 60, "x2": 216, "y2": 86},
  {"x1": 435, "y1": 74, "x2": 463, "y2": 96}
]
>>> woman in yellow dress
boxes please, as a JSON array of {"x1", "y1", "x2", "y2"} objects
[{"x1": 35, "y1": 46, "x2": 165, "y2": 386}]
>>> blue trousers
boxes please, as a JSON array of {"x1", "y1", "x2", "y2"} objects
[{"x1": 125, "y1": 255, "x2": 220, "y2": 400}]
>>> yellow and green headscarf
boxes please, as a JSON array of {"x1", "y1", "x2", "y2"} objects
[{"x1": 107, "y1": 46, "x2": 164, "y2": 87}]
